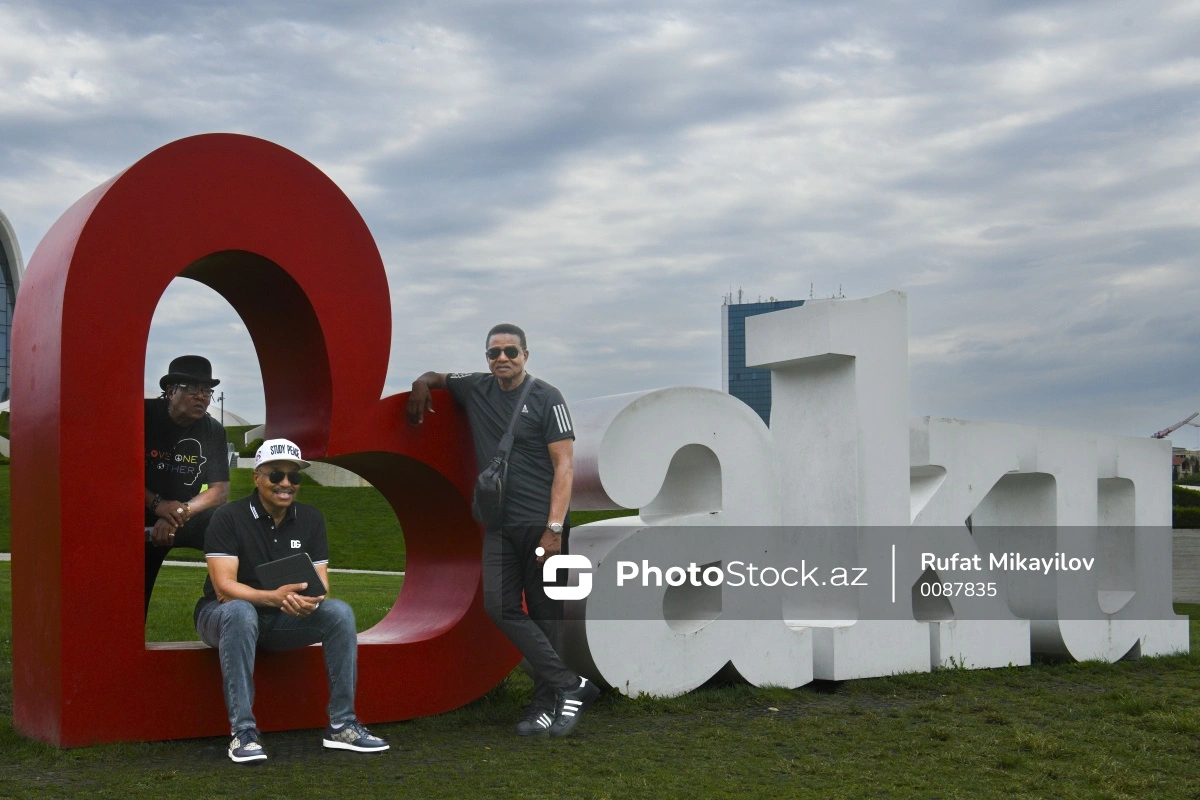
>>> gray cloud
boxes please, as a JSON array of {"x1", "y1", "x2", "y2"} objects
[{"x1": 2, "y1": 0, "x2": 1197, "y2": 442}]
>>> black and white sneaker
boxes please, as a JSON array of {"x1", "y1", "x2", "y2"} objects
[
  {"x1": 322, "y1": 719, "x2": 389, "y2": 753},
  {"x1": 228, "y1": 728, "x2": 267, "y2": 763},
  {"x1": 548, "y1": 677, "x2": 601, "y2": 737},
  {"x1": 515, "y1": 706, "x2": 555, "y2": 737}
]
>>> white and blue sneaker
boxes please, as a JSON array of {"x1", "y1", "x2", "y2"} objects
[
  {"x1": 548, "y1": 677, "x2": 601, "y2": 737},
  {"x1": 322, "y1": 719, "x2": 390, "y2": 753},
  {"x1": 228, "y1": 728, "x2": 267, "y2": 763}
]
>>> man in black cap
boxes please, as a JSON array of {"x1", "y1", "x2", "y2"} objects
[{"x1": 144, "y1": 355, "x2": 231, "y2": 614}]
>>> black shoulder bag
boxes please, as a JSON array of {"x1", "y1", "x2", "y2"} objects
[{"x1": 471, "y1": 376, "x2": 538, "y2": 526}]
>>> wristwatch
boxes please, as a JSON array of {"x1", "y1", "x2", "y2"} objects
[{"x1": 547, "y1": 522, "x2": 564, "y2": 534}]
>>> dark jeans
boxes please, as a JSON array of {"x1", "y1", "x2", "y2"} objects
[
  {"x1": 482, "y1": 523, "x2": 577, "y2": 711},
  {"x1": 144, "y1": 506, "x2": 216, "y2": 614}
]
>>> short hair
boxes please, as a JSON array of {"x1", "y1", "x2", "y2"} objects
[{"x1": 486, "y1": 323, "x2": 527, "y2": 351}]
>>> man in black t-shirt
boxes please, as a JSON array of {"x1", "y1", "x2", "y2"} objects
[
  {"x1": 144, "y1": 355, "x2": 230, "y2": 614},
  {"x1": 195, "y1": 438, "x2": 388, "y2": 763},
  {"x1": 407, "y1": 323, "x2": 600, "y2": 738}
]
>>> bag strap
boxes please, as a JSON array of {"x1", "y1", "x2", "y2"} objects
[{"x1": 494, "y1": 376, "x2": 538, "y2": 461}]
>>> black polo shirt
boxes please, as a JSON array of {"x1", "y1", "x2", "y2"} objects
[{"x1": 201, "y1": 490, "x2": 330, "y2": 602}]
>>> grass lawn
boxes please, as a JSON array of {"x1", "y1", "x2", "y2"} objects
[
  {"x1": 2, "y1": 463, "x2": 1197, "y2": 797},
  {"x1": 144, "y1": 564, "x2": 405, "y2": 643},
  {"x1": 0, "y1": 465, "x2": 408, "y2": 570},
  {"x1": 0, "y1": 465, "x2": 9, "y2": 552},
  {"x1": 159, "y1": 468, "x2": 409, "y2": 572},
  {"x1": 2, "y1": 559, "x2": 1199, "y2": 799},
  {"x1": 0, "y1": 465, "x2": 631, "y2": 568}
]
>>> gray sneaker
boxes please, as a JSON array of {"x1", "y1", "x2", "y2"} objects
[
  {"x1": 322, "y1": 719, "x2": 389, "y2": 753},
  {"x1": 228, "y1": 728, "x2": 267, "y2": 763}
]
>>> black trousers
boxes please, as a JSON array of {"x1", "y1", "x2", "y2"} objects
[
  {"x1": 144, "y1": 506, "x2": 216, "y2": 615},
  {"x1": 482, "y1": 523, "x2": 576, "y2": 711}
]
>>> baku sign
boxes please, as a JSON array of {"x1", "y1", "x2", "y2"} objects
[{"x1": 10, "y1": 135, "x2": 1188, "y2": 745}]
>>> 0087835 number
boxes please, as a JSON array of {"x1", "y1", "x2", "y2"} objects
[{"x1": 919, "y1": 582, "x2": 997, "y2": 597}]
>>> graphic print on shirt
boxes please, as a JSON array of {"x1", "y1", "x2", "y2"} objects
[{"x1": 147, "y1": 438, "x2": 208, "y2": 486}]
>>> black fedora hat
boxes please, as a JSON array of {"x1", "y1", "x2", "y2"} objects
[{"x1": 159, "y1": 355, "x2": 220, "y2": 391}]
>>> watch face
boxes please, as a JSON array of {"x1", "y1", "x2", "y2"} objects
[{"x1": 549, "y1": 523, "x2": 563, "y2": 533}]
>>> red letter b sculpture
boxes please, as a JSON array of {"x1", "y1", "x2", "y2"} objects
[{"x1": 11, "y1": 134, "x2": 517, "y2": 746}]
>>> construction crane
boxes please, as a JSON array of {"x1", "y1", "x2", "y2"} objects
[{"x1": 1151, "y1": 412, "x2": 1200, "y2": 439}]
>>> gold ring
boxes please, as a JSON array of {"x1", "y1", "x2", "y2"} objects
[{"x1": 176, "y1": 507, "x2": 184, "y2": 515}]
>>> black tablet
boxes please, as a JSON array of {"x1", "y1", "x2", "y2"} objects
[{"x1": 254, "y1": 552, "x2": 326, "y2": 598}]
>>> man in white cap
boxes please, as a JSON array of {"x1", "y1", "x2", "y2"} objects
[{"x1": 194, "y1": 438, "x2": 388, "y2": 763}]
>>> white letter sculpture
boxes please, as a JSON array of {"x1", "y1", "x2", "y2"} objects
[
  {"x1": 564, "y1": 388, "x2": 813, "y2": 697},
  {"x1": 564, "y1": 291, "x2": 1188, "y2": 696}
]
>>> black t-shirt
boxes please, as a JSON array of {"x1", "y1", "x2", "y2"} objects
[
  {"x1": 446, "y1": 372, "x2": 575, "y2": 526},
  {"x1": 144, "y1": 398, "x2": 230, "y2": 526},
  {"x1": 201, "y1": 491, "x2": 330, "y2": 602}
]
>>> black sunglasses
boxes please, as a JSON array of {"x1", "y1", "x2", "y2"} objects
[
  {"x1": 486, "y1": 346, "x2": 522, "y2": 361},
  {"x1": 176, "y1": 383, "x2": 215, "y2": 399},
  {"x1": 261, "y1": 469, "x2": 303, "y2": 485}
]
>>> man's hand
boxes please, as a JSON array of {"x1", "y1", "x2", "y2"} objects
[
  {"x1": 268, "y1": 582, "x2": 324, "y2": 616},
  {"x1": 154, "y1": 498, "x2": 187, "y2": 529},
  {"x1": 281, "y1": 588, "x2": 326, "y2": 618},
  {"x1": 537, "y1": 529, "x2": 562, "y2": 564},
  {"x1": 149, "y1": 518, "x2": 177, "y2": 548},
  {"x1": 406, "y1": 378, "x2": 435, "y2": 425}
]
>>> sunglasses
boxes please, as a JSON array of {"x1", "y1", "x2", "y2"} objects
[
  {"x1": 486, "y1": 346, "x2": 522, "y2": 361},
  {"x1": 260, "y1": 469, "x2": 304, "y2": 485},
  {"x1": 176, "y1": 383, "x2": 215, "y2": 399}
]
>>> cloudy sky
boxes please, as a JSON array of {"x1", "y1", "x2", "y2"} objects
[{"x1": 2, "y1": 1, "x2": 1198, "y2": 444}]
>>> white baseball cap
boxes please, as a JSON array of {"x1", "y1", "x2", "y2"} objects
[{"x1": 254, "y1": 438, "x2": 311, "y2": 469}]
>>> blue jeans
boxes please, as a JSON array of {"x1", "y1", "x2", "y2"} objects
[{"x1": 195, "y1": 598, "x2": 358, "y2": 735}]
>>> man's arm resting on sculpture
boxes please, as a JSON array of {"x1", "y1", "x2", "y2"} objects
[
  {"x1": 406, "y1": 371, "x2": 449, "y2": 424},
  {"x1": 207, "y1": 556, "x2": 327, "y2": 617},
  {"x1": 145, "y1": 481, "x2": 231, "y2": 545}
]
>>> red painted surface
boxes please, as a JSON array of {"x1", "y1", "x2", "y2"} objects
[{"x1": 10, "y1": 133, "x2": 517, "y2": 746}]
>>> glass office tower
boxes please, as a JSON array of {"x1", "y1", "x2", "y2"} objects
[
  {"x1": 0, "y1": 209, "x2": 24, "y2": 403},
  {"x1": 721, "y1": 294, "x2": 805, "y2": 425}
]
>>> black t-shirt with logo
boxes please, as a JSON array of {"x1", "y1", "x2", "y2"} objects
[
  {"x1": 144, "y1": 397, "x2": 230, "y2": 527},
  {"x1": 201, "y1": 492, "x2": 330, "y2": 602},
  {"x1": 446, "y1": 372, "x2": 575, "y2": 526}
]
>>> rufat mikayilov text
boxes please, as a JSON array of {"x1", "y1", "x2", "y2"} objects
[
  {"x1": 616, "y1": 560, "x2": 869, "y2": 588},
  {"x1": 921, "y1": 552, "x2": 1095, "y2": 575}
]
